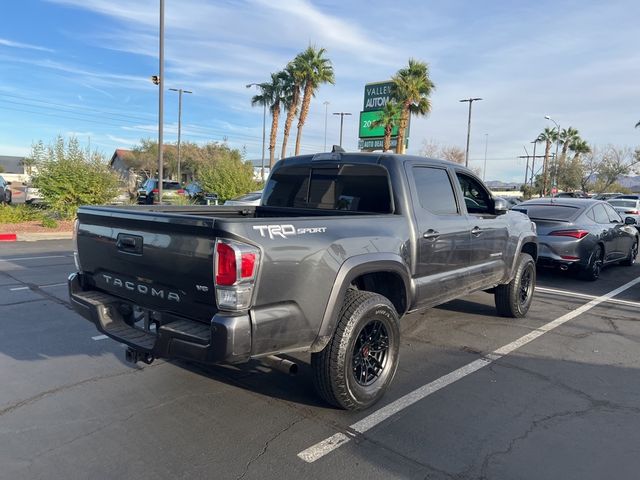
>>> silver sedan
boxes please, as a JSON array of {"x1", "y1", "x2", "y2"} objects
[{"x1": 514, "y1": 198, "x2": 639, "y2": 280}]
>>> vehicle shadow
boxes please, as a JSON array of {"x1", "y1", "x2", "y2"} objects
[{"x1": 171, "y1": 354, "x2": 327, "y2": 409}]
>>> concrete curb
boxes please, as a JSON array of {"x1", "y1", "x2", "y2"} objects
[
  {"x1": 16, "y1": 231, "x2": 73, "y2": 242},
  {"x1": 5, "y1": 231, "x2": 74, "y2": 242}
]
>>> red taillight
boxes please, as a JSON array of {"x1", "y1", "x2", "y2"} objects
[
  {"x1": 241, "y1": 253, "x2": 256, "y2": 278},
  {"x1": 549, "y1": 229, "x2": 589, "y2": 239},
  {"x1": 625, "y1": 210, "x2": 640, "y2": 215},
  {"x1": 216, "y1": 242, "x2": 237, "y2": 286},
  {"x1": 177, "y1": 189, "x2": 186, "y2": 195},
  {"x1": 152, "y1": 188, "x2": 159, "y2": 194}
]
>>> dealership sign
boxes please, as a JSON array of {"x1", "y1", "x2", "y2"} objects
[
  {"x1": 363, "y1": 81, "x2": 394, "y2": 111},
  {"x1": 359, "y1": 80, "x2": 408, "y2": 151},
  {"x1": 358, "y1": 110, "x2": 400, "y2": 138}
]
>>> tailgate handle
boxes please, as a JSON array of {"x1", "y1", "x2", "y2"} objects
[{"x1": 116, "y1": 234, "x2": 143, "y2": 254}]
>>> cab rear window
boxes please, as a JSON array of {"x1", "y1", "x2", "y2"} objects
[{"x1": 262, "y1": 164, "x2": 392, "y2": 213}]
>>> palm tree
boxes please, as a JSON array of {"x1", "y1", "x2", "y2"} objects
[
  {"x1": 536, "y1": 128, "x2": 555, "y2": 195},
  {"x1": 558, "y1": 127, "x2": 580, "y2": 161},
  {"x1": 569, "y1": 139, "x2": 591, "y2": 161},
  {"x1": 251, "y1": 72, "x2": 286, "y2": 168},
  {"x1": 391, "y1": 59, "x2": 435, "y2": 154},
  {"x1": 371, "y1": 101, "x2": 401, "y2": 152},
  {"x1": 280, "y1": 63, "x2": 303, "y2": 159},
  {"x1": 636, "y1": 120, "x2": 640, "y2": 128},
  {"x1": 293, "y1": 46, "x2": 335, "y2": 156}
]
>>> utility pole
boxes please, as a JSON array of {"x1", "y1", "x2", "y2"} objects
[
  {"x1": 459, "y1": 97, "x2": 483, "y2": 167},
  {"x1": 333, "y1": 112, "x2": 352, "y2": 147},
  {"x1": 246, "y1": 83, "x2": 266, "y2": 180},
  {"x1": 157, "y1": 0, "x2": 165, "y2": 204},
  {"x1": 169, "y1": 88, "x2": 193, "y2": 183},
  {"x1": 530, "y1": 139, "x2": 537, "y2": 189},
  {"x1": 323, "y1": 101, "x2": 330, "y2": 151}
]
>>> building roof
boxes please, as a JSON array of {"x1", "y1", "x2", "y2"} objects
[
  {"x1": 109, "y1": 149, "x2": 135, "y2": 168},
  {"x1": 0, "y1": 155, "x2": 24, "y2": 174}
]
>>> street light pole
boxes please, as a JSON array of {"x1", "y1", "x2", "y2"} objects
[
  {"x1": 157, "y1": 0, "x2": 165, "y2": 204},
  {"x1": 459, "y1": 97, "x2": 483, "y2": 168},
  {"x1": 246, "y1": 83, "x2": 266, "y2": 181},
  {"x1": 323, "y1": 101, "x2": 330, "y2": 151},
  {"x1": 483, "y1": 133, "x2": 489, "y2": 181},
  {"x1": 169, "y1": 88, "x2": 192, "y2": 183},
  {"x1": 333, "y1": 112, "x2": 352, "y2": 147},
  {"x1": 545, "y1": 115, "x2": 561, "y2": 193}
]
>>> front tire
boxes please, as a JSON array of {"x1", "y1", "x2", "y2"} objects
[
  {"x1": 311, "y1": 290, "x2": 400, "y2": 411},
  {"x1": 494, "y1": 253, "x2": 535, "y2": 318}
]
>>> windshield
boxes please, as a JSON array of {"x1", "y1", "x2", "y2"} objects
[
  {"x1": 513, "y1": 204, "x2": 580, "y2": 220},
  {"x1": 263, "y1": 164, "x2": 392, "y2": 213},
  {"x1": 609, "y1": 200, "x2": 637, "y2": 208}
]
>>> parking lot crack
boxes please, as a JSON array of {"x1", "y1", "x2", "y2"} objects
[
  {"x1": 0, "y1": 364, "x2": 160, "y2": 418},
  {"x1": 235, "y1": 418, "x2": 304, "y2": 480}
]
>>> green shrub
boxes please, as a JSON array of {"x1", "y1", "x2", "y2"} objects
[
  {"x1": 0, "y1": 205, "x2": 43, "y2": 224},
  {"x1": 41, "y1": 216, "x2": 59, "y2": 229},
  {"x1": 198, "y1": 157, "x2": 259, "y2": 203},
  {"x1": 30, "y1": 136, "x2": 120, "y2": 218}
]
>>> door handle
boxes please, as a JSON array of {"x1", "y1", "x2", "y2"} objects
[
  {"x1": 471, "y1": 226, "x2": 482, "y2": 236},
  {"x1": 423, "y1": 229, "x2": 440, "y2": 240},
  {"x1": 116, "y1": 233, "x2": 143, "y2": 254}
]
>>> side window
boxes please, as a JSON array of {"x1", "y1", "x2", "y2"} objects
[
  {"x1": 603, "y1": 203, "x2": 622, "y2": 223},
  {"x1": 455, "y1": 172, "x2": 491, "y2": 214},
  {"x1": 586, "y1": 208, "x2": 596, "y2": 222},
  {"x1": 592, "y1": 204, "x2": 610, "y2": 224},
  {"x1": 412, "y1": 167, "x2": 459, "y2": 215}
]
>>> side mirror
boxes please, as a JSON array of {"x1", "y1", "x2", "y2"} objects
[
  {"x1": 6, "y1": 181, "x2": 12, "y2": 186},
  {"x1": 493, "y1": 197, "x2": 509, "y2": 215},
  {"x1": 625, "y1": 216, "x2": 637, "y2": 225}
]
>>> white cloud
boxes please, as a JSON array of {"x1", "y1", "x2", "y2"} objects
[{"x1": 0, "y1": 38, "x2": 54, "y2": 53}]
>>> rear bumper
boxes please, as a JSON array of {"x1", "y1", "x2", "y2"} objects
[{"x1": 68, "y1": 273, "x2": 251, "y2": 364}]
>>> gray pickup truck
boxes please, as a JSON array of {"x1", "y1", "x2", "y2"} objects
[{"x1": 69, "y1": 152, "x2": 537, "y2": 410}]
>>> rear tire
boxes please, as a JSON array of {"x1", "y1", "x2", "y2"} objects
[
  {"x1": 311, "y1": 290, "x2": 400, "y2": 411},
  {"x1": 580, "y1": 245, "x2": 603, "y2": 281},
  {"x1": 494, "y1": 253, "x2": 535, "y2": 318},
  {"x1": 621, "y1": 239, "x2": 638, "y2": 267}
]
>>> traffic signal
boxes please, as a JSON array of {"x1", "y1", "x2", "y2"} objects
[{"x1": 150, "y1": 75, "x2": 160, "y2": 85}]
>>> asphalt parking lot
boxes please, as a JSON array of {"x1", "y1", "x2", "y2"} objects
[{"x1": 1, "y1": 240, "x2": 639, "y2": 480}]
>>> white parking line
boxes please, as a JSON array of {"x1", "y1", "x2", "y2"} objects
[
  {"x1": 92, "y1": 335, "x2": 108, "y2": 341},
  {"x1": 9, "y1": 286, "x2": 29, "y2": 291},
  {"x1": 297, "y1": 275, "x2": 640, "y2": 463},
  {"x1": 536, "y1": 286, "x2": 640, "y2": 308},
  {"x1": 0, "y1": 255, "x2": 72, "y2": 262}
]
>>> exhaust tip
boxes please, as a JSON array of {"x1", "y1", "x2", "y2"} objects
[{"x1": 262, "y1": 355, "x2": 298, "y2": 376}]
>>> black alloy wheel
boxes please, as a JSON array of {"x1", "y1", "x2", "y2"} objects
[{"x1": 352, "y1": 320, "x2": 389, "y2": 387}]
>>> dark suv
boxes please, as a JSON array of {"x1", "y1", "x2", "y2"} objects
[
  {"x1": 0, "y1": 176, "x2": 12, "y2": 204},
  {"x1": 137, "y1": 179, "x2": 185, "y2": 204}
]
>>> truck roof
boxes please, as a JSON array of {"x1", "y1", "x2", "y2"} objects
[{"x1": 276, "y1": 152, "x2": 471, "y2": 171}]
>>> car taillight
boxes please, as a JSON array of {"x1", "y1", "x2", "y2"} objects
[
  {"x1": 214, "y1": 239, "x2": 260, "y2": 310},
  {"x1": 177, "y1": 189, "x2": 186, "y2": 195},
  {"x1": 549, "y1": 229, "x2": 589, "y2": 239},
  {"x1": 152, "y1": 188, "x2": 159, "y2": 194},
  {"x1": 624, "y1": 210, "x2": 640, "y2": 215}
]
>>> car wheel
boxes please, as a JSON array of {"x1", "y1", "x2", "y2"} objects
[
  {"x1": 580, "y1": 245, "x2": 604, "y2": 281},
  {"x1": 311, "y1": 289, "x2": 400, "y2": 411},
  {"x1": 494, "y1": 252, "x2": 536, "y2": 318},
  {"x1": 6, "y1": 191, "x2": 11, "y2": 204},
  {"x1": 621, "y1": 238, "x2": 638, "y2": 266}
]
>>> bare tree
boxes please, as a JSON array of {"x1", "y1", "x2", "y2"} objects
[{"x1": 418, "y1": 140, "x2": 465, "y2": 164}]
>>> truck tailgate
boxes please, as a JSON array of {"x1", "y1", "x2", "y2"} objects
[{"x1": 76, "y1": 207, "x2": 219, "y2": 322}]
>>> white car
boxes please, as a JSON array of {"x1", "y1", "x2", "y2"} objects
[
  {"x1": 25, "y1": 185, "x2": 43, "y2": 204},
  {"x1": 224, "y1": 190, "x2": 263, "y2": 206}
]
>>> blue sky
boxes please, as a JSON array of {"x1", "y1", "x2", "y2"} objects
[{"x1": 0, "y1": 0, "x2": 638, "y2": 181}]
